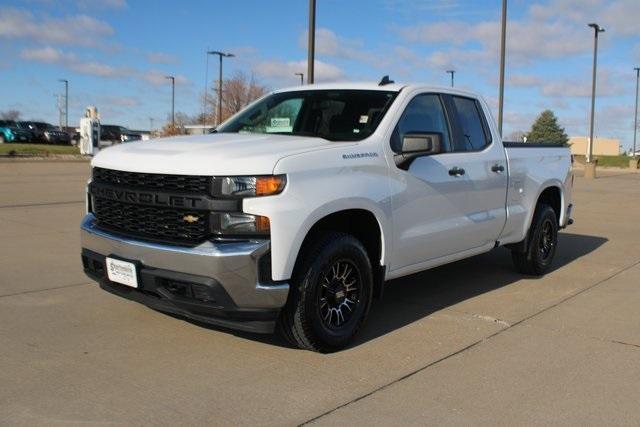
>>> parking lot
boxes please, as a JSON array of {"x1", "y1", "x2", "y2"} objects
[{"x1": 1, "y1": 160, "x2": 639, "y2": 425}]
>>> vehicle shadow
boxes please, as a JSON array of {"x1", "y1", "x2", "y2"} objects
[
  {"x1": 354, "y1": 232, "x2": 607, "y2": 346},
  {"x1": 178, "y1": 232, "x2": 607, "y2": 350}
]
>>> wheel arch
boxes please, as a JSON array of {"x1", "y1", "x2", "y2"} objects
[{"x1": 291, "y1": 207, "x2": 388, "y2": 299}]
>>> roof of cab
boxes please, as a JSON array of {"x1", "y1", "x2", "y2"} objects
[{"x1": 271, "y1": 81, "x2": 479, "y2": 99}]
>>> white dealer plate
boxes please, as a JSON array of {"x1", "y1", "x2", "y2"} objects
[{"x1": 106, "y1": 257, "x2": 138, "y2": 288}]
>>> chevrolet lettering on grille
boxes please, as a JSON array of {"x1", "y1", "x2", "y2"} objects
[{"x1": 91, "y1": 184, "x2": 203, "y2": 209}]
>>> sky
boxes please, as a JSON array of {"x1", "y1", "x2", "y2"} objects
[{"x1": 1, "y1": 0, "x2": 639, "y2": 151}]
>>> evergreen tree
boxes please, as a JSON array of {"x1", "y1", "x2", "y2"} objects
[{"x1": 527, "y1": 110, "x2": 568, "y2": 144}]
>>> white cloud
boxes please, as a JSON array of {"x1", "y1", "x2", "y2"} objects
[
  {"x1": 142, "y1": 71, "x2": 189, "y2": 86},
  {"x1": 299, "y1": 28, "x2": 378, "y2": 64},
  {"x1": 20, "y1": 47, "x2": 130, "y2": 78},
  {"x1": 20, "y1": 46, "x2": 76, "y2": 63},
  {"x1": 540, "y1": 70, "x2": 627, "y2": 98},
  {"x1": 103, "y1": 96, "x2": 139, "y2": 107},
  {"x1": 76, "y1": 0, "x2": 127, "y2": 9},
  {"x1": 529, "y1": 0, "x2": 640, "y2": 37},
  {"x1": 255, "y1": 59, "x2": 345, "y2": 83},
  {"x1": 0, "y1": 7, "x2": 114, "y2": 47},
  {"x1": 146, "y1": 52, "x2": 178, "y2": 64}
]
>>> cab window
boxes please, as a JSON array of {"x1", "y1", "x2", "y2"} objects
[
  {"x1": 451, "y1": 96, "x2": 490, "y2": 151},
  {"x1": 391, "y1": 94, "x2": 451, "y2": 153}
]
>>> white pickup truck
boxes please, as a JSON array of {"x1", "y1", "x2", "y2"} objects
[{"x1": 81, "y1": 81, "x2": 573, "y2": 352}]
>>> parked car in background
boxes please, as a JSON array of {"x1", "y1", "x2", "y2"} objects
[
  {"x1": 20, "y1": 121, "x2": 71, "y2": 144},
  {"x1": 101, "y1": 125, "x2": 142, "y2": 144},
  {"x1": 0, "y1": 120, "x2": 31, "y2": 143}
]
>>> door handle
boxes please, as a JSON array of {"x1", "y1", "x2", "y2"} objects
[
  {"x1": 448, "y1": 167, "x2": 465, "y2": 177},
  {"x1": 491, "y1": 164, "x2": 505, "y2": 173}
]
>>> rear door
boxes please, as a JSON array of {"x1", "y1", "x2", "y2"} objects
[{"x1": 442, "y1": 95, "x2": 508, "y2": 251}]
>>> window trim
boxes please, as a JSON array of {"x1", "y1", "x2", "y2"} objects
[
  {"x1": 390, "y1": 92, "x2": 454, "y2": 154},
  {"x1": 447, "y1": 94, "x2": 494, "y2": 153}
]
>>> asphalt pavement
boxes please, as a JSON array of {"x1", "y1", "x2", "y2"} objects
[{"x1": 1, "y1": 161, "x2": 639, "y2": 426}]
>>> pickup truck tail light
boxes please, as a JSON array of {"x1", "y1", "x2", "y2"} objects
[{"x1": 211, "y1": 212, "x2": 270, "y2": 236}]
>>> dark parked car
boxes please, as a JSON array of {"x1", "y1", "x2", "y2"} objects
[
  {"x1": 0, "y1": 120, "x2": 31, "y2": 143},
  {"x1": 101, "y1": 125, "x2": 142, "y2": 143},
  {"x1": 20, "y1": 122, "x2": 71, "y2": 144}
]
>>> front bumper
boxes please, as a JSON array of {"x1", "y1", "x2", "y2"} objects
[{"x1": 80, "y1": 214, "x2": 289, "y2": 333}]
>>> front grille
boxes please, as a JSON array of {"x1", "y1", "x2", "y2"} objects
[
  {"x1": 93, "y1": 197, "x2": 208, "y2": 243},
  {"x1": 93, "y1": 167, "x2": 211, "y2": 194}
]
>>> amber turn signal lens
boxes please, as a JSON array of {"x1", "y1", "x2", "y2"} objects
[
  {"x1": 255, "y1": 215, "x2": 270, "y2": 232},
  {"x1": 255, "y1": 176, "x2": 286, "y2": 196}
]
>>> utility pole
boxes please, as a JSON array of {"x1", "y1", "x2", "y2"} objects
[
  {"x1": 295, "y1": 72, "x2": 304, "y2": 85},
  {"x1": 149, "y1": 117, "x2": 154, "y2": 135},
  {"x1": 58, "y1": 79, "x2": 68, "y2": 130},
  {"x1": 203, "y1": 49, "x2": 210, "y2": 134},
  {"x1": 586, "y1": 23, "x2": 605, "y2": 179},
  {"x1": 307, "y1": 0, "x2": 316, "y2": 84},
  {"x1": 207, "y1": 51, "x2": 234, "y2": 126},
  {"x1": 446, "y1": 70, "x2": 455, "y2": 88},
  {"x1": 497, "y1": 0, "x2": 507, "y2": 137},
  {"x1": 633, "y1": 67, "x2": 639, "y2": 159},
  {"x1": 165, "y1": 75, "x2": 175, "y2": 128}
]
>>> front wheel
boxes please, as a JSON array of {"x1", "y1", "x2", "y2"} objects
[
  {"x1": 279, "y1": 232, "x2": 373, "y2": 352},
  {"x1": 511, "y1": 204, "x2": 558, "y2": 276}
]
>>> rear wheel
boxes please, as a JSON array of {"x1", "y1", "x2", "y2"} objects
[
  {"x1": 511, "y1": 204, "x2": 558, "y2": 276},
  {"x1": 279, "y1": 232, "x2": 373, "y2": 353}
]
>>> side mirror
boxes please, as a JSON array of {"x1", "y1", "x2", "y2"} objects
[{"x1": 394, "y1": 132, "x2": 443, "y2": 170}]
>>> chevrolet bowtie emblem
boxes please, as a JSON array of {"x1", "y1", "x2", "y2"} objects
[{"x1": 182, "y1": 215, "x2": 200, "y2": 224}]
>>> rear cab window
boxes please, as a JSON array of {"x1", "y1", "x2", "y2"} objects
[{"x1": 450, "y1": 96, "x2": 492, "y2": 152}]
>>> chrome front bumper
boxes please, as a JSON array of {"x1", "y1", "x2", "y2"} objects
[{"x1": 80, "y1": 214, "x2": 289, "y2": 332}]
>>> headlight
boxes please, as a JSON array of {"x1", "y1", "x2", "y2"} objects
[
  {"x1": 211, "y1": 212, "x2": 270, "y2": 236},
  {"x1": 214, "y1": 175, "x2": 286, "y2": 198}
]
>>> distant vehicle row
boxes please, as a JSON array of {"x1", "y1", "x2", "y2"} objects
[{"x1": 0, "y1": 121, "x2": 141, "y2": 145}]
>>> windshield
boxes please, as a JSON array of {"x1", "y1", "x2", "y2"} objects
[{"x1": 217, "y1": 89, "x2": 398, "y2": 141}]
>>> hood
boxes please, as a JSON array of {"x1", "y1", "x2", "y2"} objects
[{"x1": 92, "y1": 133, "x2": 350, "y2": 175}]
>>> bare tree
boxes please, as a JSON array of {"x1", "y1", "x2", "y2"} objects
[
  {"x1": 206, "y1": 71, "x2": 268, "y2": 124},
  {"x1": 0, "y1": 110, "x2": 21, "y2": 121},
  {"x1": 506, "y1": 130, "x2": 528, "y2": 142}
]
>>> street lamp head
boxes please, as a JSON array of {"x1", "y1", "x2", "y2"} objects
[
  {"x1": 207, "y1": 51, "x2": 234, "y2": 58},
  {"x1": 588, "y1": 23, "x2": 605, "y2": 32},
  {"x1": 58, "y1": 79, "x2": 68, "y2": 83},
  {"x1": 165, "y1": 75, "x2": 175, "y2": 81}
]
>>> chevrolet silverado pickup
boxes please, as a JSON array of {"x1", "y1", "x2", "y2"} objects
[{"x1": 81, "y1": 82, "x2": 573, "y2": 352}]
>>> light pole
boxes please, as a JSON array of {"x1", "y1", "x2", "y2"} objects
[
  {"x1": 633, "y1": 67, "x2": 639, "y2": 160},
  {"x1": 58, "y1": 79, "x2": 68, "y2": 130},
  {"x1": 165, "y1": 75, "x2": 175, "y2": 128},
  {"x1": 586, "y1": 23, "x2": 605, "y2": 178},
  {"x1": 446, "y1": 70, "x2": 455, "y2": 88},
  {"x1": 295, "y1": 72, "x2": 304, "y2": 85},
  {"x1": 497, "y1": 0, "x2": 507, "y2": 137},
  {"x1": 208, "y1": 51, "x2": 234, "y2": 126},
  {"x1": 307, "y1": 0, "x2": 316, "y2": 84},
  {"x1": 203, "y1": 49, "x2": 210, "y2": 134}
]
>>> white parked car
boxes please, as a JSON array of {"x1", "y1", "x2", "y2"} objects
[{"x1": 81, "y1": 81, "x2": 573, "y2": 352}]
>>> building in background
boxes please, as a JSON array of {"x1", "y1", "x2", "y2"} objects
[{"x1": 568, "y1": 137, "x2": 620, "y2": 156}]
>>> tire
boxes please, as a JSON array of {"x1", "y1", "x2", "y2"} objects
[
  {"x1": 278, "y1": 232, "x2": 373, "y2": 353},
  {"x1": 511, "y1": 204, "x2": 558, "y2": 276}
]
